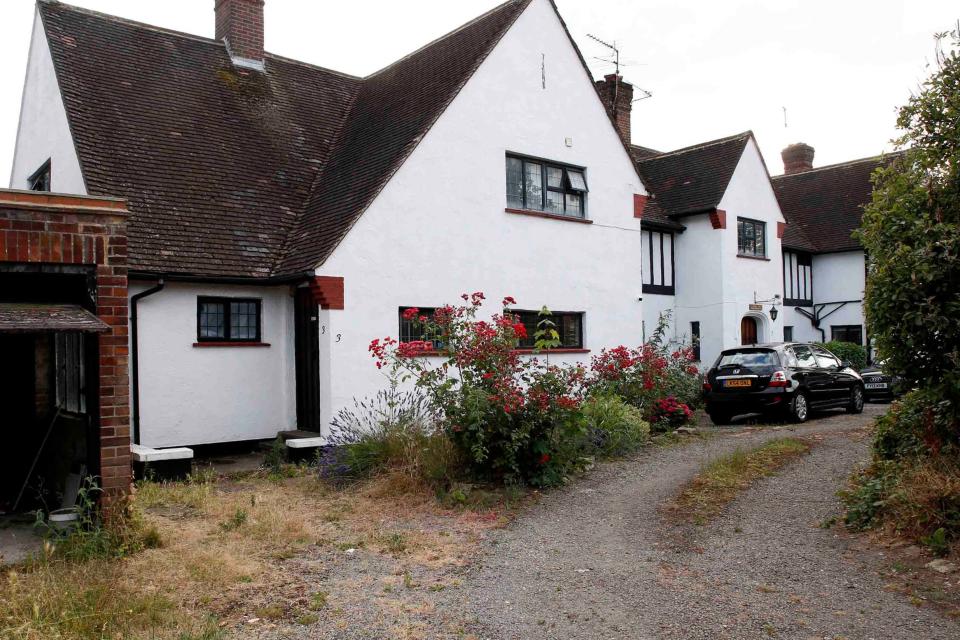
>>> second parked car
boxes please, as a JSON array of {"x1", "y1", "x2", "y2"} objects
[{"x1": 703, "y1": 343, "x2": 865, "y2": 425}]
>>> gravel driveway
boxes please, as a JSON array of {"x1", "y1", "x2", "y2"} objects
[{"x1": 447, "y1": 404, "x2": 958, "y2": 640}]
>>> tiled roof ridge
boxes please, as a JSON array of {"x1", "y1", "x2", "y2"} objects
[
  {"x1": 639, "y1": 130, "x2": 752, "y2": 162},
  {"x1": 38, "y1": 0, "x2": 223, "y2": 47},
  {"x1": 364, "y1": 0, "x2": 533, "y2": 80},
  {"x1": 770, "y1": 151, "x2": 897, "y2": 179}
]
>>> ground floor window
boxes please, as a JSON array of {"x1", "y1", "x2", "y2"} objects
[
  {"x1": 513, "y1": 310, "x2": 583, "y2": 349},
  {"x1": 197, "y1": 297, "x2": 262, "y2": 342},
  {"x1": 399, "y1": 307, "x2": 443, "y2": 348},
  {"x1": 783, "y1": 325, "x2": 793, "y2": 342},
  {"x1": 831, "y1": 325, "x2": 863, "y2": 345},
  {"x1": 399, "y1": 307, "x2": 584, "y2": 350}
]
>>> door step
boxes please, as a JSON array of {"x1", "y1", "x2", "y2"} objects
[{"x1": 131, "y1": 444, "x2": 194, "y2": 481}]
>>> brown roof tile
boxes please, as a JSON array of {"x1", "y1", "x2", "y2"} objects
[
  {"x1": 771, "y1": 155, "x2": 891, "y2": 253},
  {"x1": 632, "y1": 132, "x2": 751, "y2": 230},
  {"x1": 276, "y1": 0, "x2": 532, "y2": 273},
  {"x1": 38, "y1": 0, "x2": 532, "y2": 278}
]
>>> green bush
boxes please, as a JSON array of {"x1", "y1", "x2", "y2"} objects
[
  {"x1": 823, "y1": 341, "x2": 867, "y2": 371},
  {"x1": 581, "y1": 395, "x2": 650, "y2": 457},
  {"x1": 842, "y1": 460, "x2": 899, "y2": 531},
  {"x1": 844, "y1": 389, "x2": 960, "y2": 554},
  {"x1": 320, "y1": 388, "x2": 462, "y2": 488},
  {"x1": 858, "y1": 28, "x2": 960, "y2": 418},
  {"x1": 873, "y1": 389, "x2": 956, "y2": 460}
]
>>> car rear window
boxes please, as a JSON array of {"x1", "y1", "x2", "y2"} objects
[{"x1": 715, "y1": 349, "x2": 780, "y2": 368}]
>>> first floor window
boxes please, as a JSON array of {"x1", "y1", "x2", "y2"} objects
[
  {"x1": 783, "y1": 325, "x2": 794, "y2": 342},
  {"x1": 55, "y1": 332, "x2": 85, "y2": 414},
  {"x1": 831, "y1": 325, "x2": 863, "y2": 345},
  {"x1": 737, "y1": 217, "x2": 766, "y2": 257},
  {"x1": 28, "y1": 159, "x2": 51, "y2": 192},
  {"x1": 506, "y1": 154, "x2": 588, "y2": 218},
  {"x1": 512, "y1": 310, "x2": 584, "y2": 349},
  {"x1": 197, "y1": 297, "x2": 261, "y2": 342}
]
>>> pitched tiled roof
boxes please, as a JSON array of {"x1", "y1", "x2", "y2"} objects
[
  {"x1": 771, "y1": 155, "x2": 889, "y2": 253},
  {"x1": 632, "y1": 132, "x2": 751, "y2": 230},
  {"x1": 277, "y1": 0, "x2": 532, "y2": 273},
  {"x1": 37, "y1": 0, "x2": 532, "y2": 278}
]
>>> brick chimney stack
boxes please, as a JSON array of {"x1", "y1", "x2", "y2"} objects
[
  {"x1": 781, "y1": 143, "x2": 815, "y2": 174},
  {"x1": 215, "y1": 0, "x2": 265, "y2": 68},
  {"x1": 596, "y1": 74, "x2": 634, "y2": 143}
]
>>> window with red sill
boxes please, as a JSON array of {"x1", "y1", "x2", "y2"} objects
[
  {"x1": 197, "y1": 297, "x2": 262, "y2": 343},
  {"x1": 506, "y1": 154, "x2": 588, "y2": 218}
]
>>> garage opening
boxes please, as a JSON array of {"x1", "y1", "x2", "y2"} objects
[{"x1": 0, "y1": 273, "x2": 108, "y2": 516}]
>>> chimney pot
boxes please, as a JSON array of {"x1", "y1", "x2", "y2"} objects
[
  {"x1": 596, "y1": 74, "x2": 633, "y2": 143},
  {"x1": 781, "y1": 142, "x2": 815, "y2": 174},
  {"x1": 215, "y1": 0, "x2": 264, "y2": 68}
]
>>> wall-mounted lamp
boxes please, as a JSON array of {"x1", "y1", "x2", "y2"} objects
[{"x1": 769, "y1": 306, "x2": 779, "y2": 321}]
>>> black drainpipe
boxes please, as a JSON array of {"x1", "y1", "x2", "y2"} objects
[{"x1": 131, "y1": 279, "x2": 165, "y2": 445}]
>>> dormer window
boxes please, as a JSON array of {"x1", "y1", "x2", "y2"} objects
[
  {"x1": 506, "y1": 154, "x2": 588, "y2": 218},
  {"x1": 28, "y1": 159, "x2": 51, "y2": 192}
]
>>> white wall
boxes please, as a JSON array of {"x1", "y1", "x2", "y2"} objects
[
  {"x1": 9, "y1": 10, "x2": 86, "y2": 194},
  {"x1": 131, "y1": 281, "x2": 297, "y2": 447},
  {"x1": 314, "y1": 0, "x2": 645, "y2": 430},
  {"x1": 813, "y1": 250, "x2": 866, "y2": 342},
  {"x1": 657, "y1": 139, "x2": 786, "y2": 368},
  {"x1": 715, "y1": 138, "x2": 785, "y2": 358}
]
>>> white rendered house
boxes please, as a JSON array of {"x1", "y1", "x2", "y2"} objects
[
  {"x1": 11, "y1": 0, "x2": 648, "y2": 447},
  {"x1": 591, "y1": 77, "x2": 885, "y2": 368},
  {"x1": 627, "y1": 131, "x2": 788, "y2": 368},
  {"x1": 772, "y1": 144, "x2": 888, "y2": 359}
]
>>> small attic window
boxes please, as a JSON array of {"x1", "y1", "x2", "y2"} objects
[{"x1": 28, "y1": 159, "x2": 51, "y2": 192}]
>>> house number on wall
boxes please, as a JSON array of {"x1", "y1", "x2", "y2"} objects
[{"x1": 320, "y1": 326, "x2": 342, "y2": 342}]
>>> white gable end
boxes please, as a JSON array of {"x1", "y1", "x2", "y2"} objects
[
  {"x1": 316, "y1": 0, "x2": 646, "y2": 427},
  {"x1": 10, "y1": 9, "x2": 86, "y2": 194}
]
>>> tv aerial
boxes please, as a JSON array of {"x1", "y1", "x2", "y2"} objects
[{"x1": 586, "y1": 33, "x2": 652, "y2": 102}]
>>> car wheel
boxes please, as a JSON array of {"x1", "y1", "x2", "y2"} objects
[
  {"x1": 846, "y1": 385, "x2": 865, "y2": 414},
  {"x1": 708, "y1": 411, "x2": 734, "y2": 426},
  {"x1": 788, "y1": 391, "x2": 809, "y2": 423}
]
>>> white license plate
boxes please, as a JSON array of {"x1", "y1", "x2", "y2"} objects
[{"x1": 865, "y1": 383, "x2": 888, "y2": 390}]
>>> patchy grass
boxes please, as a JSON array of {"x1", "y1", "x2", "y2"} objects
[
  {"x1": 670, "y1": 437, "x2": 812, "y2": 525},
  {"x1": 0, "y1": 465, "x2": 522, "y2": 639}
]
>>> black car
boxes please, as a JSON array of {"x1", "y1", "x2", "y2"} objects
[
  {"x1": 703, "y1": 343, "x2": 865, "y2": 425},
  {"x1": 859, "y1": 362, "x2": 904, "y2": 401}
]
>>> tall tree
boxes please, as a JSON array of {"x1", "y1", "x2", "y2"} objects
[{"x1": 860, "y1": 27, "x2": 960, "y2": 422}]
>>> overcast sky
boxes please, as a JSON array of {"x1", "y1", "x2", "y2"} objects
[{"x1": 1, "y1": 0, "x2": 956, "y2": 184}]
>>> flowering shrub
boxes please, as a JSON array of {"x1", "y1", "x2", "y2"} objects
[
  {"x1": 646, "y1": 395, "x2": 694, "y2": 431},
  {"x1": 370, "y1": 294, "x2": 589, "y2": 486},
  {"x1": 584, "y1": 313, "x2": 700, "y2": 430}
]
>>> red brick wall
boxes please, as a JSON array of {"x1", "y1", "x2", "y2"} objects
[
  {"x1": 215, "y1": 0, "x2": 265, "y2": 62},
  {"x1": 0, "y1": 191, "x2": 131, "y2": 502}
]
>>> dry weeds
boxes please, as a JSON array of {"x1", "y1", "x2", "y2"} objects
[{"x1": 0, "y1": 466, "x2": 522, "y2": 639}]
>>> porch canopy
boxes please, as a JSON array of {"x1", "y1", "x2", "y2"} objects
[{"x1": 0, "y1": 303, "x2": 110, "y2": 334}]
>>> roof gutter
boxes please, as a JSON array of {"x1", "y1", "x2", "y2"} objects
[
  {"x1": 128, "y1": 271, "x2": 315, "y2": 286},
  {"x1": 130, "y1": 279, "x2": 165, "y2": 445}
]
